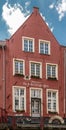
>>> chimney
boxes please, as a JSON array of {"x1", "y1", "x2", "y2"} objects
[{"x1": 33, "y1": 7, "x2": 39, "y2": 14}]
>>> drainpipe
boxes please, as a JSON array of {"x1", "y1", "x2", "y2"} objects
[
  {"x1": 0, "y1": 41, "x2": 6, "y2": 110},
  {"x1": 2, "y1": 45, "x2": 6, "y2": 110},
  {"x1": 64, "y1": 49, "x2": 66, "y2": 116}
]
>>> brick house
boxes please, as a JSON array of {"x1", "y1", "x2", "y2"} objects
[{"x1": 0, "y1": 7, "x2": 66, "y2": 130}]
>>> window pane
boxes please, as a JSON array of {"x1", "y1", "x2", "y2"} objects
[
  {"x1": 29, "y1": 40, "x2": 33, "y2": 52},
  {"x1": 14, "y1": 88, "x2": 19, "y2": 96},
  {"x1": 52, "y1": 92, "x2": 56, "y2": 99},
  {"x1": 24, "y1": 39, "x2": 28, "y2": 51},
  {"x1": 15, "y1": 61, "x2": 18, "y2": 73},
  {"x1": 45, "y1": 43, "x2": 48, "y2": 54},
  {"x1": 31, "y1": 63, "x2": 35, "y2": 76},
  {"x1": 48, "y1": 91, "x2": 51, "y2": 98},
  {"x1": 15, "y1": 97, "x2": 19, "y2": 110},
  {"x1": 20, "y1": 89, "x2": 24, "y2": 95},
  {"x1": 52, "y1": 66, "x2": 56, "y2": 77},
  {"x1": 47, "y1": 65, "x2": 51, "y2": 77},
  {"x1": 20, "y1": 97, "x2": 24, "y2": 110},
  {"x1": 40, "y1": 43, "x2": 44, "y2": 54},
  {"x1": 20, "y1": 61, "x2": 23, "y2": 74},
  {"x1": 36, "y1": 64, "x2": 40, "y2": 76},
  {"x1": 48, "y1": 99, "x2": 51, "y2": 109}
]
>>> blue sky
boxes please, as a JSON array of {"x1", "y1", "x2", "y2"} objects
[{"x1": 0, "y1": 0, "x2": 66, "y2": 46}]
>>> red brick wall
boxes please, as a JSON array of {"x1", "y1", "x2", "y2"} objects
[{"x1": 4, "y1": 7, "x2": 64, "y2": 117}]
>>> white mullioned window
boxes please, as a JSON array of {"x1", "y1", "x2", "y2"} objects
[
  {"x1": 47, "y1": 89, "x2": 59, "y2": 113},
  {"x1": 31, "y1": 89, "x2": 41, "y2": 98},
  {"x1": 30, "y1": 61, "x2": 42, "y2": 78},
  {"x1": 13, "y1": 87, "x2": 26, "y2": 111},
  {"x1": 13, "y1": 59, "x2": 25, "y2": 75},
  {"x1": 39, "y1": 39, "x2": 50, "y2": 55},
  {"x1": 46, "y1": 63, "x2": 58, "y2": 79},
  {"x1": 22, "y1": 37, "x2": 34, "y2": 52}
]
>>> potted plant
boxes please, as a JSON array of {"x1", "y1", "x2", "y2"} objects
[{"x1": 15, "y1": 109, "x2": 25, "y2": 113}]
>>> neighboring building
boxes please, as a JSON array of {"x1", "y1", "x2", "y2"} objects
[{"x1": 0, "y1": 7, "x2": 66, "y2": 130}]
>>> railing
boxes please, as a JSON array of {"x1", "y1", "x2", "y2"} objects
[{"x1": 0, "y1": 112, "x2": 66, "y2": 130}]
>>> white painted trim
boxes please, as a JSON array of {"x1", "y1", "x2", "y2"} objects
[
  {"x1": 46, "y1": 63, "x2": 58, "y2": 80},
  {"x1": 13, "y1": 58, "x2": 25, "y2": 76},
  {"x1": 30, "y1": 87, "x2": 43, "y2": 117},
  {"x1": 39, "y1": 39, "x2": 50, "y2": 55},
  {"x1": 49, "y1": 115, "x2": 64, "y2": 124},
  {"x1": 22, "y1": 36, "x2": 35, "y2": 52},
  {"x1": 12, "y1": 86, "x2": 26, "y2": 112},
  {"x1": 46, "y1": 89, "x2": 59, "y2": 114},
  {"x1": 29, "y1": 61, "x2": 42, "y2": 78}
]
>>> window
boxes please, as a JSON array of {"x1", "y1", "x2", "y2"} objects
[
  {"x1": 30, "y1": 62, "x2": 42, "y2": 78},
  {"x1": 47, "y1": 90, "x2": 58, "y2": 113},
  {"x1": 47, "y1": 64, "x2": 58, "y2": 79},
  {"x1": 31, "y1": 89, "x2": 41, "y2": 98},
  {"x1": 39, "y1": 40, "x2": 50, "y2": 55},
  {"x1": 13, "y1": 59, "x2": 25, "y2": 75},
  {"x1": 22, "y1": 37, "x2": 34, "y2": 52},
  {"x1": 13, "y1": 87, "x2": 26, "y2": 111}
]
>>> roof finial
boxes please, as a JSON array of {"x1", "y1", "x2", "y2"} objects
[{"x1": 33, "y1": 7, "x2": 39, "y2": 14}]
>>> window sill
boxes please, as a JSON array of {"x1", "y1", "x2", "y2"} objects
[
  {"x1": 40, "y1": 53, "x2": 50, "y2": 56},
  {"x1": 47, "y1": 77, "x2": 57, "y2": 80},
  {"x1": 23, "y1": 50, "x2": 34, "y2": 53},
  {"x1": 14, "y1": 73, "x2": 24, "y2": 77},
  {"x1": 48, "y1": 111, "x2": 58, "y2": 114},
  {"x1": 15, "y1": 109, "x2": 25, "y2": 113},
  {"x1": 31, "y1": 75, "x2": 41, "y2": 79}
]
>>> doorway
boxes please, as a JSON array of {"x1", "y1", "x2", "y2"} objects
[{"x1": 31, "y1": 98, "x2": 41, "y2": 117}]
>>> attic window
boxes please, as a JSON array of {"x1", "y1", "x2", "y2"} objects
[
  {"x1": 22, "y1": 37, "x2": 34, "y2": 52},
  {"x1": 39, "y1": 40, "x2": 50, "y2": 55}
]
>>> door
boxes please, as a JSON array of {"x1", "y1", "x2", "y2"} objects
[{"x1": 31, "y1": 98, "x2": 41, "y2": 117}]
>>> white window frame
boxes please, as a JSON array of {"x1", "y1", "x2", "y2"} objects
[
  {"x1": 39, "y1": 39, "x2": 50, "y2": 55},
  {"x1": 13, "y1": 58, "x2": 25, "y2": 76},
  {"x1": 29, "y1": 61, "x2": 42, "y2": 78},
  {"x1": 22, "y1": 36, "x2": 35, "y2": 52},
  {"x1": 46, "y1": 89, "x2": 59, "y2": 113},
  {"x1": 46, "y1": 63, "x2": 58, "y2": 79},
  {"x1": 12, "y1": 86, "x2": 26, "y2": 112},
  {"x1": 30, "y1": 88, "x2": 43, "y2": 116}
]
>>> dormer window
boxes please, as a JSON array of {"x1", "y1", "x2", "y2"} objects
[
  {"x1": 39, "y1": 40, "x2": 50, "y2": 55},
  {"x1": 22, "y1": 37, "x2": 34, "y2": 52}
]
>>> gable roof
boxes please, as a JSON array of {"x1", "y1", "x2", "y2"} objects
[{"x1": 9, "y1": 7, "x2": 60, "y2": 46}]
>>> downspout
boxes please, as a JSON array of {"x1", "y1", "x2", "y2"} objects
[
  {"x1": 64, "y1": 49, "x2": 66, "y2": 116},
  {"x1": 1, "y1": 43, "x2": 6, "y2": 110}
]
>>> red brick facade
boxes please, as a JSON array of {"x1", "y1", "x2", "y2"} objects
[{"x1": 0, "y1": 7, "x2": 66, "y2": 129}]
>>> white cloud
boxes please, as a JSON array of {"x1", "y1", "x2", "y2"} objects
[
  {"x1": 2, "y1": 1, "x2": 30, "y2": 35},
  {"x1": 49, "y1": 0, "x2": 66, "y2": 21},
  {"x1": 49, "y1": 3, "x2": 55, "y2": 9},
  {"x1": 40, "y1": 13, "x2": 54, "y2": 32},
  {"x1": 55, "y1": 0, "x2": 66, "y2": 21}
]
